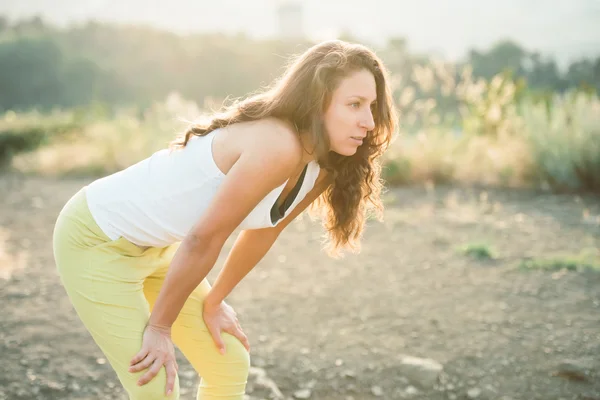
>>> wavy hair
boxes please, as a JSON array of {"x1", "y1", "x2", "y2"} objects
[{"x1": 170, "y1": 40, "x2": 397, "y2": 257}]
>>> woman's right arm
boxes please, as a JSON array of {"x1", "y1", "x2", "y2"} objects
[
  {"x1": 148, "y1": 124, "x2": 303, "y2": 331},
  {"x1": 129, "y1": 123, "x2": 304, "y2": 394}
]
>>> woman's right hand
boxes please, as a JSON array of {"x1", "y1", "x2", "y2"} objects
[{"x1": 129, "y1": 324, "x2": 178, "y2": 396}]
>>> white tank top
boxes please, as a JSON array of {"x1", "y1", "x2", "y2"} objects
[{"x1": 85, "y1": 129, "x2": 320, "y2": 248}]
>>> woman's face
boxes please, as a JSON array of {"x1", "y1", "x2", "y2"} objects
[{"x1": 323, "y1": 69, "x2": 377, "y2": 156}]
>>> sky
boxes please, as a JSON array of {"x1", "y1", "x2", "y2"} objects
[{"x1": 2, "y1": 0, "x2": 599, "y2": 66}]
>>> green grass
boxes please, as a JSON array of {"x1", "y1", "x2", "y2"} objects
[
  {"x1": 458, "y1": 242, "x2": 497, "y2": 260},
  {"x1": 519, "y1": 253, "x2": 600, "y2": 272}
]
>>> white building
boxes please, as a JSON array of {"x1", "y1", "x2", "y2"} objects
[{"x1": 275, "y1": 1, "x2": 304, "y2": 40}]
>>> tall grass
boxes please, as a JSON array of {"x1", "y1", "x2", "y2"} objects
[
  {"x1": 2, "y1": 72, "x2": 599, "y2": 194},
  {"x1": 383, "y1": 61, "x2": 599, "y2": 192},
  {"x1": 521, "y1": 91, "x2": 600, "y2": 192},
  {"x1": 8, "y1": 93, "x2": 199, "y2": 177}
]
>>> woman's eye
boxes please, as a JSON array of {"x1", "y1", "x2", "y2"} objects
[{"x1": 350, "y1": 102, "x2": 360, "y2": 108}]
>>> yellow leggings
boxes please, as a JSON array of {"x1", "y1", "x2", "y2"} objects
[{"x1": 52, "y1": 187, "x2": 250, "y2": 399}]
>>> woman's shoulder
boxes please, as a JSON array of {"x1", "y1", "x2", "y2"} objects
[
  {"x1": 239, "y1": 117, "x2": 297, "y2": 139},
  {"x1": 230, "y1": 118, "x2": 303, "y2": 161}
]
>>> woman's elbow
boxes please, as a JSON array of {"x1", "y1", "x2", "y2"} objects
[{"x1": 184, "y1": 228, "x2": 229, "y2": 253}]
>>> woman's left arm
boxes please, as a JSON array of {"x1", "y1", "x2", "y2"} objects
[{"x1": 204, "y1": 171, "x2": 330, "y2": 310}]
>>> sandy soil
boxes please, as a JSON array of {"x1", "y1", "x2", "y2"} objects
[{"x1": 1, "y1": 175, "x2": 599, "y2": 400}]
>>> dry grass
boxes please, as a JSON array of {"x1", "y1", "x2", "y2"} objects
[{"x1": 4, "y1": 72, "x2": 600, "y2": 193}]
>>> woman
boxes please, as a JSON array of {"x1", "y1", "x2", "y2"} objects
[{"x1": 53, "y1": 39, "x2": 397, "y2": 399}]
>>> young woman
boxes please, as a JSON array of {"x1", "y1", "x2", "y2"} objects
[{"x1": 53, "y1": 39, "x2": 397, "y2": 399}]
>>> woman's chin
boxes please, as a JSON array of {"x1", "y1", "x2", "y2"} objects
[{"x1": 332, "y1": 146, "x2": 359, "y2": 157}]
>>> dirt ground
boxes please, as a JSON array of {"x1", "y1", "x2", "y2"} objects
[{"x1": 1, "y1": 175, "x2": 599, "y2": 400}]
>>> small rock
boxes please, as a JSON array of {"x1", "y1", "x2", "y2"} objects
[
  {"x1": 405, "y1": 386, "x2": 418, "y2": 395},
  {"x1": 293, "y1": 389, "x2": 311, "y2": 399},
  {"x1": 253, "y1": 357, "x2": 266, "y2": 367},
  {"x1": 304, "y1": 379, "x2": 317, "y2": 389},
  {"x1": 181, "y1": 369, "x2": 197, "y2": 379},
  {"x1": 467, "y1": 388, "x2": 481, "y2": 399},
  {"x1": 26, "y1": 371, "x2": 36, "y2": 381},
  {"x1": 248, "y1": 367, "x2": 283, "y2": 399},
  {"x1": 32, "y1": 197, "x2": 44, "y2": 208},
  {"x1": 397, "y1": 355, "x2": 443, "y2": 389},
  {"x1": 44, "y1": 381, "x2": 65, "y2": 391},
  {"x1": 484, "y1": 384, "x2": 497, "y2": 394},
  {"x1": 371, "y1": 386, "x2": 384, "y2": 396},
  {"x1": 553, "y1": 359, "x2": 593, "y2": 381},
  {"x1": 341, "y1": 369, "x2": 356, "y2": 378},
  {"x1": 335, "y1": 358, "x2": 343, "y2": 366}
]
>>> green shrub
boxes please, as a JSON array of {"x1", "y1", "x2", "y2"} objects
[
  {"x1": 522, "y1": 91, "x2": 600, "y2": 193},
  {"x1": 520, "y1": 254, "x2": 600, "y2": 272},
  {"x1": 458, "y1": 242, "x2": 497, "y2": 260},
  {"x1": 0, "y1": 110, "x2": 81, "y2": 168}
]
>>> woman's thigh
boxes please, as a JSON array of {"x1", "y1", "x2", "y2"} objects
[
  {"x1": 143, "y1": 254, "x2": 250, "y2": 400},
  {"x1": 53, "y1": 188, "x2": 180, "y2": 399}
]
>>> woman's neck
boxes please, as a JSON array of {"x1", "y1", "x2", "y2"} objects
[{"x1": 298, "y1": 130, "x2": 319, "y2": 164}]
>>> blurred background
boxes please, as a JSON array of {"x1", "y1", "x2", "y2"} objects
[{"x1": 0, "y1": 0, "x2": 598, "y2": 190}]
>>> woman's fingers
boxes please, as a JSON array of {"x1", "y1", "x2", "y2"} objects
[
  {"x1": 165, "y1": 360, "x2": 178, "y2": 396},
  {"x1": 128, "y1": 354, "x2": 154, "y2": 373},
  {"x1": 130, "y1": 348, "x2": 149, "y2": 366},
  {"x1": 228, "y1": 323, "x2": 250, "y2": 352},
  {"x1": 207, "y1": 322, "x2": 226, "y2": 354},
  {"x1": 138, "y1": 358, "x2": 163, "y2": 386},
  {"x1": 238, "y1": 329, "x2": 250, "y2": 352},
  {"x1": 203, "y1": 302, "x2": 251, "y2": 354}
]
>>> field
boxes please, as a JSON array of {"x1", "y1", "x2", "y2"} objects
[
  {"x1": 1, "y1": 61, "x2": 600, "y2": 399},
  {"x1": 1, "y1": 175, "x2": 599, "y2": 400}
]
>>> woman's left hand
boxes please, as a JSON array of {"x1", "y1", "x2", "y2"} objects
[{"x1": 203, "y1": 300, "x2": 250, "y2": 355}]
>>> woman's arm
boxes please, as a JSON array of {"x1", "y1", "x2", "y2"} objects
[
  {"x1": 204, "y1": 172, "x2": 330, "y2": 309},
  {"x1": 147, "y1": 125, "x2": 304, "y2": 330}
]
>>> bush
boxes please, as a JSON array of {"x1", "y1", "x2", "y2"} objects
[
  {"x1": 0, "y1": 109, "x2": 99, "y2": 172},
  {"x1": 0, "y1": 126, "x2": 47, "y2": 167},
  {"x1": 522, "y1": 91, "x2": 600, "y2": 193}
]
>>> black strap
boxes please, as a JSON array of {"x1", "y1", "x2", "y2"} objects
[{"x1": 270, "y1": 164, "x2": 308, "y2": 224}]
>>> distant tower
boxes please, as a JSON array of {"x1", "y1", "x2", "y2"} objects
[{"x1": 276, "y1": 0, "x2": 304, "y2": 40}]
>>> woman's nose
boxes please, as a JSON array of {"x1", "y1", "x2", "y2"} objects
[{"x1": 360, "y1": 110, "x2": 375, "y2": 131}]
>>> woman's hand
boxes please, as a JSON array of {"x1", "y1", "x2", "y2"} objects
[
  {"x1": 203, "y1": 300, "x2": 250, "y2": 355},
  {"x1": 129, "y1": 324, "x2": 178, "y2": 396}
]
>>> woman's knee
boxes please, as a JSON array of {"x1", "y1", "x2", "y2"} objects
[
  {"x1": 224, "y1": 334, "x2": 251, "y2": 372},
  {"x1": 125, "y1": 370, "x2": 180, "y2": 400},
  {"x1": 205, "y1": 334, "x2": 251, "y2": 381},
  {"x1": 197, "y1": 339, "x2": 250, "y2": 398}
]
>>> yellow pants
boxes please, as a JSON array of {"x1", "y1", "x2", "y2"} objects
[{"x1": 52, "y1": 187, "x2": 250, "y2": 399}]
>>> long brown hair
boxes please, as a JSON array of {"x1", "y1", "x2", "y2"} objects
[{"x1": 170, "y1": 40, "x2": 397, "y2": 257}]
